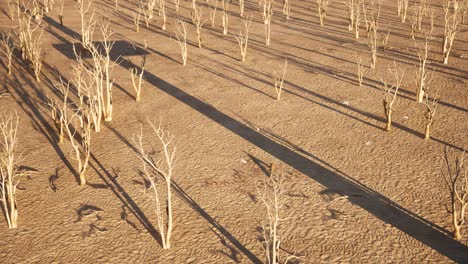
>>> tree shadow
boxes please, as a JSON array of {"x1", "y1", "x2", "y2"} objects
[
  {"x1": 49, "y1": 168, "x2": 59, "y2": 192},
  {"x1": 172, "y1": 180, "x2": 262, "y2": 263},
  {"x1": 75, "y1": 204, "x2": 103, "y2": 223},
  {"x1": 210, "y1": 226, "x2": 242, "y2": 263},
  {"x1": 5, "y1": 58, "x2": 81, "y2": 185},
  {"x1": 52, "y1": 40, "x2": 149, "y2": 61},
  {"x1": 245, "y1": 153, "x2": 271, "y2": 177},
  {"x1": 120, "y1": 205, "x2": 140, "y2": 232},
  {"x1": 88, "y1": 154, "x2": 164, "y2": 247},
  {"x1": 105, "y1": 124, "x2": 262, "y2": 263}
]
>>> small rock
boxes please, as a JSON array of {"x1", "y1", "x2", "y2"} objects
[
  {"x1": 365, "y1": 141, "x2": 372, "y2": 145},
  {"x1": 343, "y1": 101, "x2": 350, "y2": 106},
  {"x1": 240, "y1": 159, "x2": 247, "y2": 164}
]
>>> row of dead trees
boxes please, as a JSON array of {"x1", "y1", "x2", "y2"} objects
[
  {"x1": 348, "y1": 0, "x2": 465, "y2": 142},
  {"x1": 3, "y1": 0, "x2": 466, "y2": 76}
]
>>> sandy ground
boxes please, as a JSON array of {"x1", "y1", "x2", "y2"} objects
[{"x1": 0, "y1": 0, "x2": 467, "y2": 263}]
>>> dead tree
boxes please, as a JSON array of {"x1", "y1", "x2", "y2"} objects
[
  {"x1": 344, "y1": 0, "x2": 355, "y2": 31},
  {"x1": 222, "y1": 0, "x2": 230, "y2": 34},
  {"x1": 240, "y1": 0, "x2": 245, "y2": 17},
  {"x1": 52, "y1": 78, "x2": 92, "y2": 186},
  {"x1": 78, "y1": 19, "x2": 116, "y2": 123},
  {"x1": 135, "y1": 120, "x2": 176, "y2": 249},
  {"x1": 283, "y1": 0, "x2": 290, "y2": 19},
  {"x1": 353, "y1": 0, "x2": 363, "y2": 38},
  {"x1": 0, "y1": 112, "x2": 20, "y2": 228},
  {"x1": 69, "y1": 58, "x2": 102, "y2": 132},
  {"x1": 209, "y1": 0, "x2": 218, "y2": 27},
  {"x1": 443, "y1": 1, "x2": 463, "y2": 64},
  {"x1": 143, "y1": 0, "x2": 152, "y2": 28},
  {"x1": 422, "y1": 88, "x2": 438, "y2": 140},
  {"x1": 441, "y1": 147, "x2": 467, "y2": 240},
  {"x1": 57, "y1": 0, "x2": 64, "y2": 25},
  {"x1": 160, "y1": 0, "x2": 167, "y2": 30},
  {"x1": 64, "y1": 109, "x2": 92, "y2": 186},
  {"x1": 175, "y1": 19, "x2": 188, "y2": 65},
  {"x1": 382, "y1": 62, "x2": 403, "y2": 132},
  {"x1": 317, "y1": 0, "x2": 330, "y2": 25},
  {"x1": 46, "y1": 78, "x2": 71, "y2": 143},
  {"x1": 414, "y1": 0, "x2": 429, "y2": 31},
  {"x1": 0, "y1": 33, "x2": 15, "y2": 75},
  {"x1": 263, "y1": 0, "x2": 273, "y2": 45},
  {"x1": 193, "y1": 7, "x2": 206, "y2": 48},
  {"x1": 364, "y1": 0, "x2": 382, "y2": 69},
  {"x1": 146, "y1": 0, "x2": 157, "y2": 19},
  {"x1": 256, "y1": 165, "x2": 298, "y2": 264},
  {"x1": 17, "y1": 10, "x2": 44, "y2": 79},
  {"x1": 235, "y1": 15, "x2": 252, "y2": 62},
  {"x1": 7, "y1": 0, "x2": 18, "y2": 21},
  {"x1": 98, "y1": 21, "x2": 115, "y2": 122},
  {"x1": 273, "y1": 59, "x2": 288, "y2": 100},
  {"x1": 30, "y1": 29, "x2": 44, "y2": 82},
  {"x1": 78, "y1": 0, "x2": 94, "y2": 46},
  {"x1": 414, "y1": 30, "x2": 432, "y2": 103},
  {"x1": 356, "y1": 56, "x2": 365, "y2": 86},
  {"x1": 380, "y1": 26, "x2": 391, "y2": 51},
  {"x1": 131, "y1": 56, "x2": 146, "y2": 101},
  {"x1": 399, "y1": 0, "x2": 409, "y2": 22},
  {"x1": 134, "y1": 7, "x2": 141, "y2": 32}
]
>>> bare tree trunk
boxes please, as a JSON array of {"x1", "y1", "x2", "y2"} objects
[
  {"x1": 79, "y1": 168, "x2": 87, "y2": 186},
  {"x1": 165, "y1": 180, "x2": 173, "y2": 249},
  {"x1": 424, "y1": 124, "x2": 430, "y2": 140},
  {"x1": 453, "y1": 204, "x2": 462, "y2": 240},
  {"x1": 386, "y1": 111, "x2": 392, "y2": 131}
]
